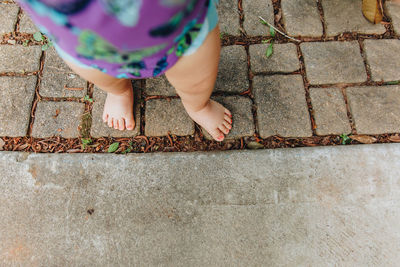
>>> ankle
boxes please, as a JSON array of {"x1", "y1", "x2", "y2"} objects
[
  {"x1": 183, "y1": 99, "x2": 211, "y2": 113},
  {"x1": 102, "y1": 79, "x2": 132, "y2": 96}
]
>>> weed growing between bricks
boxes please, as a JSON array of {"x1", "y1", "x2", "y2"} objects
[{"x1": 1, "y1": 0, "x2": 400, "y2": 153}]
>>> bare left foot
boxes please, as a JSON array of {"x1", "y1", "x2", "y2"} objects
[{"x1": 185, "y1": 100, "x2": 232, "y2": 141}]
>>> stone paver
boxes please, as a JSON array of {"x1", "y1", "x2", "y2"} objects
[
  {"x1": 322, "y1": 0, "x2": 386, "y2": 36},
  {"x1": 203, "y1": 96, "x2": 254, "y2": 140},
  {"x1": 31, "y1": 101, "x2": 84, "y2": 138},
  {"x1": 40, "y1": 47, "x2": 87, "y2": 98},
  {"x1": 0, "y1": 45, "x2": 41, "y2": 73},
  {"x1": 281, "y1": 0, "x2": 323, "y2": 37},
  {"x1": 145, "y1": 75, "x2": 176, "y2": 96},
  {"x1": 215, "y1": 45, "x2": 249, "y2": 93},
  {"x1": 145, "y1": 98, "x2": 194, "y2": 136},
  {"x1": 363, "y1": 39, "x2": 400, "y2": 82},
  {"x1": 387, "y1": 2, "x2": 400, "y2": 34},
  {"x1": 217, "y1": 0, "x2": 240, "y2": 36},
  {"x1": 301, "y1": 41, "x2": 367, "y2": 84},
  {"x1": 0, "y1": 3, "x2": 18, "y2": 34},
  {"x1": 91, "y1": 86, "x2": 140, "y2": 138},
  {"x1": 250, "y1": 43, "x2": 300, "y2": 73},
  {"x1": 253, "y1": 75, "x2": 312, "y2": 138},
  {"x1": 242, "y1": 0, "x2": 274, "y2": 36},
  {"x1": 2, "y1": 144, "x2": 400, "y2": 265},
  {"x1": 347, "y1": 85, "x2": 400, "y2": 134},
  {"x1": 310, "y1": 88, "x2": 351, "y2": 135},
  {"x1": 19, "y1": 10, "x2": 39, "y2": 33},
  {"x1": 0, "y1": 76, "x2": 36, "y2": 136}
]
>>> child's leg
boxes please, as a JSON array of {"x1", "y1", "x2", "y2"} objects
[
  {"x1": 165, "y1": 25, "x2": 232, "y2": 141},
  {"x1": 63, "y1": 59, "x2": 135, "y2": 131}
]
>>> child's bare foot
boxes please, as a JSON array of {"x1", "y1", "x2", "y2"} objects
[
  {"x1": 185, "y1": 100, "x2": 232, "y2": 141},
  {"x1": 102, "y1": 83, "x2": 135, "y2": 131}
]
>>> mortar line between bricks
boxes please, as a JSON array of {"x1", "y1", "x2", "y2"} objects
[
  {"x1": 14, "y1": 6, "x2": 22, "y2": 33},
  {"x1": 272, "y1": 0, "x2": 284, "y2": 32},
  {"x1": 0, "y1": 71, "x2": 38, "y2": 77},
  {"x1": 316, "y1": 0, "x2": 327, "y2": 39},
  {"x1": 26, "y1": 49, "x2": 45, "y2": 136},
  {"x1": 244, "y1": 44, "x2": 259, "y2": 137},
  {"x1": 296, "y1": 44, "x2": 317, "y2": 136},
  {"x1": 238, "y1": 0, "x2": 245, "y2": 36},
  {"x1": 79, "y1": 81, "x2": 94, "y2": 139},
  {"x1": 341, "y1": 87, "x2": 357, "y2": 135},
  {"x1": 357, "y1": 39, "x2": 372, "y2": 83},
  {"x1": 139, "y1": 79, "x2": 146, "y2": 136}
]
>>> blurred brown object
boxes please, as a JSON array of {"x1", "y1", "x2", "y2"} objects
[{"x1": 362, "y1": 0, "x2": 383, "y2": 23}]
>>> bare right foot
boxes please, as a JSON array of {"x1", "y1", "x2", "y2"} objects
[
  {"x1": 102, "y1": 82, "x2": 135, "y2": 131},
  {"x1": 185, "y1": 100, "x2": 232, "y2": 141}
]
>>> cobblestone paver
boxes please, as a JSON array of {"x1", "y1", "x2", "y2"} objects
[
  {"x1": 40, "y1": 47, "x2": 87, "y2": 98},
  {"x1": 0, "y1": 76, "x2": 36, "y2": 136},
  {"x1": 322, "y1": 0, "x2": 386, "y2": 36},
  {"x1": 215, "y1": 45, "x2": 248, "y2": 93},
  {"x1": 91, "y1": 86, "x2": 141, "y2": 138},
  {"x1": 347, "y1": 86, "x2": 400, "y2": 134},
  {"x1": 281, "y1": 0, "x2": 323, "y2": 37},
  {"x1": 19, "y1": 10, "x2": 38, "y2": 33},
  {"x1": 31, "y1": 101, "x2": 84, "y2": 138},
  {"x1": 310, "y1": 88, "x2": 351, "y2": 135},
  {"x1": 0, "y1": 0, "x2": 399, "y2": 145},
  {"x1": 145, "y1": 99, "x2": 194, "y2": 136},
  {"x1": 145, "y1": 75, "x2": 176, "y2": 96},
  {"x1": 253, "y1": 75, "x2": 312, "y2": 138},
  {"x1": 218, "y1": 0, "x2": 240, "y2": 36},
  {"x1": 301, "y1": 41, "x2": 367, "y2": 84},
  {"x1": 0, "y1": 3, "x2": 18, "y2": 34},
  {"x1": 0, "y1": 45, "x2": 41, "y2": 73},
  {"x1": 363, "y1": 39, "x2": 400, "y2": 82},
  {"x1": 242, "y1": 0, "x2": 274, "y2": 36},
  {"x1": 387, "y1": 2, "x2": 400, "y2": 34},
  {"x1": 250, "y1": 43, "x2": 299, "y2": 73}
]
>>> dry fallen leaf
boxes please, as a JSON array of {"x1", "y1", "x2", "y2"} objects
[
  {"x1": 349, "y1": 135, "x2": 377, "y2": 144},
  {"x1": 362, "y1": 0, "x2": 383, "y2": 24},
  {"x1": 389, "y1": 135, "x2": 400, "y2": 143}
]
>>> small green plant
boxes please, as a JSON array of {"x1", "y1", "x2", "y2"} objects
[
  {"x1": 340, "y1": 134, "x2": 351, "y2": 145},
  {"x1": 385, "y1": 81, "x2": 400, "y2": 85},
  {"x1": 41, "y1": 40, "x2": 53, "y2": 51},
  {"x1": 121, "y1": 141, "x2": 133, "y2": 154},
  {"x1": 22, "y1": 40, "x2": 29, "y2": 47},
  {"x1": 33, "y1": 31, "x2": 44, "y2": 42},
  {"x1": 83, "y1": 95, "x2": 93, "y2": 103},
  {"x1": 81, "y1": 138, "x2": 92, "y2": 149},
  {"x1": 108, "y1": 142, "x2": 120, "y2": 153},
  {"x1": 260, "y1": 19, "x2": 275, "y2": 58}
]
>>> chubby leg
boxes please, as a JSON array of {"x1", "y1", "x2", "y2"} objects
[
  {"x1": 63, "y1": 59, "x2": 135, "y2": 131},
  {"x1": 165, "y1": 25, "x2": 232, "y2": 141}
]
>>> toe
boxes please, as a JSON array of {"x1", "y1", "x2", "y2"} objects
[
  {"x1": 107, "y1": 117, "x2": 113, "y2": 128},
  {"x1": 223, "y1": 121, "x2": 232, "y2": 130},
  {"x1": 113, "y1": 119, "x2": 119, "y2": 129},
  {"x1": 224, "y1": 115, "x2": 232, "y2": 124},
  {"x1": 209, "y1": 128, "x2": 225, "y2": 142},
  {"x1": 118, "y1": 118, "x2": 125, "y2": 130},
  {"x1": 103, "y1": 113, "x2": 108, "y2": 123},
  {"x1": 125, "y1": 115, "x2": 135, "y2": 130},
  {"x1": 218, "y1": 124, "x2": 230, "y2": 135},
  {"x1": 224, "y1": 108, "x2": 232, "y2": 117}
]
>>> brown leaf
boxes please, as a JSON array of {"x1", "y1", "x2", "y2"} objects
[
  {"x1": 349, "y1": 135, "x2": 377, "y2": 144},
  {"x1": 362, "y1": 0, "x2": 383, "y2": 24},
  {"x1": 389, "y1": 135, "x2": 400, "y2": 143}
]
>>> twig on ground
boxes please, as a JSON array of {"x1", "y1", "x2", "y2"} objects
[{"x1": 258, "y1": 16, "x2": 301, "y2": 42}]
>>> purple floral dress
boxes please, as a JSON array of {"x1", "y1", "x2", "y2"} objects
[{"x1": 17, "y1": 0, "x2": 210, "y2": 78}]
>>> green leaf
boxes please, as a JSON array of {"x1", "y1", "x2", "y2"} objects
[
  {"x1": 108, "y1": 142, "x2": 119, "y2": 153},
  {"x1": 340, "y1": 134, "x2": 351, "y2": 145},
  {"x1": 81, "y1": 138, "x2": 92, "y2": 149},
  {"x1": 265, "y1": 42, "x2": 274, "y2": 58},
  {"x1": 261, "y1": 39, "x2": 270, "y2": 44},
  {"x1": 41, "y1": 44, "x2": 49, "y2": 51},
  {"x1": 83, "y1": 95, "x2": 93, "y2": 103},
  {"x1": 33, "y1": 32, "x2": 43, "y2": 42},
  {"x1": 385, "y1": 81, "x2": 400, "y2": 85},
  {"x1": 269, "y1": 26, "x2": 276, "y2": 37},
  {"x1": 22, "y1": 40, "x2": 29, "y2": 47}
]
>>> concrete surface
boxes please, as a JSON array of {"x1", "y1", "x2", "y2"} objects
[{"x1": 1, "y1": 144, "x2": 400, "y2": 265}]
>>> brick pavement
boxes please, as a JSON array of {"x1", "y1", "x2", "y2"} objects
[{"x1": 0, "y1": 0, "x2": 399, "y2": 148}]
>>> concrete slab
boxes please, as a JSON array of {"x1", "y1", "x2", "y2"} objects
[
  {"x1": 0, "y1": 3, "x2": 18, "y2": 34},
  {"x1": 1, "y1": 144, "x2": 400, "y2": 265}
]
